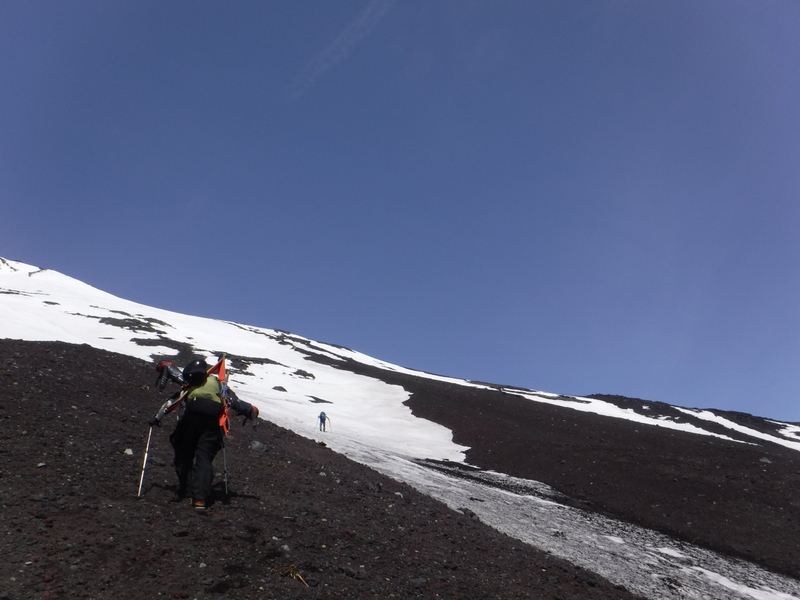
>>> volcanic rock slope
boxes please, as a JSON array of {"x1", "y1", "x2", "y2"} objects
[{"x1": 0, "y1": 339, "x2": 641, "y2": 600}]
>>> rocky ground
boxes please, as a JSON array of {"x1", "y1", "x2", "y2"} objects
[
  {"x1": 4, "y1": 338, "x2": 800, "y2": 599},
  {"x1": 400, "y1": 373, "x2": 800, "y2": 582},
  {"x1": 0, "y1": 340, "x2": 644, "y2": 600}
]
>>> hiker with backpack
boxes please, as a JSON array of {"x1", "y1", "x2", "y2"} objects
[
  {"x1": 318, "y1": 411, "x2": 330, "y2": 432},
  {"x1": 147, "y1": 356, "x2": 259, "y2": 510}
]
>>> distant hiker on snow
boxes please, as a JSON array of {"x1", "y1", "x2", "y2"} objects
[
  {"x1": 318, "y1": 411, "x2": 330, "y2": 432},
  {"x1": 147, "y1": 356, "x2": 258, "y2": 510}
]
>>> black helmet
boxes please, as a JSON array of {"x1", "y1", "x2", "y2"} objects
[{"x1": 183, "y1": 359, "x2": 209, "y2": 386}]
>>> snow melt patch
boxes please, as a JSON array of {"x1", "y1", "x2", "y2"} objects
[
  {"x1": 356, "y1": 453, "x2": 800, "y2": 600},
  {"x1": 685, "y1": 567, "x2": 799, "y2": 600},
  {"x1": 504, "y1": 389, "x2": 747, "y2": 443},
  {"x1": 674, "y1": 408, "x2": 800, "y2": 452},
  {"x1": 231, "y1": 364, "x2": 466, "y2": 462},
  {"x1": 771, "y1": 421, "x2": 800, "y2": 441}
]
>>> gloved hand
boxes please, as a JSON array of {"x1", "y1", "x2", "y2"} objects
[
  {"x1": 148, "y1": 417, "x2": 161, "y2": 428},
  {"x1": 242, "y1": 405, "x2": 259, "y2": 429}
]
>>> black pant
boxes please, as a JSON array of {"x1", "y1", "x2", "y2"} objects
[{"x1": 169, "y1": 413, "x2": 223, "y2": 502}]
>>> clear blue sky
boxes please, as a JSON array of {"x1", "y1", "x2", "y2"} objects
[{"x1": 3, "y1": 1, "x2": 800, "y2": 421}]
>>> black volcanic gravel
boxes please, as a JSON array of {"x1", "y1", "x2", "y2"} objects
[
  {"x1": 0, "y1": 340, "x2": 645, "y2": 600},
  {"x1": 401, "y1": 375, "x2": 800, "y2": 580}
]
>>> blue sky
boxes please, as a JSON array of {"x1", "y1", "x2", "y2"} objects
[{"x1": 3, "y1": 1, "x2": 800, "y2": 420}]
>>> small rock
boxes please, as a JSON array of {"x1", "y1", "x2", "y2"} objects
[
  {"x1": 460, "y1": 507, "x2": 479, "y2": 521},
  {"x1": 124, "y1": 448, "x2": 133, "y2": 455},
  {"x1": 262, "y1": 541, "x2": 286, "y2": 559}
]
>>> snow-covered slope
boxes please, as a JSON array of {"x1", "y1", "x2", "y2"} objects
[
  {"x1": 3, "y1": 257, "x2": 797, "y2": 454},
  {"x1": 2, "y1": 257, "x2": 799, "y2": 600}
]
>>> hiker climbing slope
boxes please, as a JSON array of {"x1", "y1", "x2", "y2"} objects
[
  {"x1": 318, "y1": 411, "x2": 330, "y2": 432},
  {"x1": 148, "y1": 356, "x2": 258, "y2": 509}
]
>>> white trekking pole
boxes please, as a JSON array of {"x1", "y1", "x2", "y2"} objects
[{"x1": 137, "y1": 426, "x2": 154, "y2": 497}]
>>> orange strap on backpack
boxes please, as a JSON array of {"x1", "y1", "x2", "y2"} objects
[{"x1": 207, "y1": 355, "x2": 231, "y2": 434}]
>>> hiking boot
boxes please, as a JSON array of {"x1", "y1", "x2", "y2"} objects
[{"x1": 192, "y1": 499, "x2": 207, "y2": 511}]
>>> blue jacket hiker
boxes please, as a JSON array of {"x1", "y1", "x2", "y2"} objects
[{"x1": 318, "y1": 411, "x2": 330, "y2": 432}]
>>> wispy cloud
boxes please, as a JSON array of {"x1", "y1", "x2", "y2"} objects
[{"x1": 287, "y1": 0, "x2": 397, "y2": 97}]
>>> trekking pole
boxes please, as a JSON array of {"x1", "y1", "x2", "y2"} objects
[
  {"x1": 222, "y1": 443, "x2": 229, "y2": 497},
  {"x1": 137, "y1": 426, "x2": 154, "y2": 498}
]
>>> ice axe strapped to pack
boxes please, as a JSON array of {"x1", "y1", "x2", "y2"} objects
[{"x1": 155, "y1": 361, "x2": 185, "y2": 390}]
